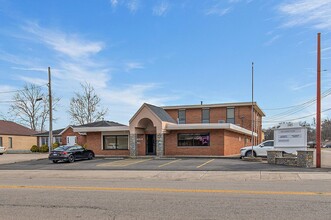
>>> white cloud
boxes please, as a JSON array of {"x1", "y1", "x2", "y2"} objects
[
  {"x1": 278, "y1": 0, "x2": 331, "y2": 30},
  {"x1": 22, "y1": 22, "x2": 104, "y2": 59},
  {"x1": 124, "y1": 61, "x2": 144, "y2": 72},
  {"x1": 264, "y1": 35, "x2": 281, "y2": 46},
  {"x1": 153, "y1": 1, "x2": 170, "y2": 16},
  {"x1": 127, "y1": 0, "x2": 139, "y2": 13},
  {"x1": 205, "y1": 6, "x2": 232, "y2": 16},
  {"x1": 110, "y1": 0, "x2": 118, "y2": 7}
]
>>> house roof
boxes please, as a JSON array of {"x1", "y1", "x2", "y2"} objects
[
  {"x1": 74, "y1": 120, "x2": 127, "y2": 128},
  {"x1": 35, "y1": 128, "x2": 65, "y2": 137},
  {"x1": 162, "y1": 102, "x2": 266, "y2": 117},
  {"x1": 129, "y1": 103, "x2": 177, "y2": 124},
  {"x1": 145, "y1": 103, "x2": 177, "y2": 123},
  {"x1": 73, "y1": 120, "x2": 129, "y2": 133},
  {"x1": 0, "y1": 120, "x2": 37, "y2": 136}
]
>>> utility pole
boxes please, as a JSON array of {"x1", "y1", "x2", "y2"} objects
[
  {"x1": 251, "y1": 62, "x2": 254, "y2": 157},
  {"x1": 316, "y1": 33, "x2": 321, "y2": 168},
  {"x1": 48, "y1": 67, "x2": 53, "y2": 154}
]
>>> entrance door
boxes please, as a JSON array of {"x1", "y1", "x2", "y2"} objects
[
  {"x1": 146, "y1": 134, "x2": 156, "y2": 155},
  {"x1": 67, "y1": 136, "x2": 77, "y2": 145}
]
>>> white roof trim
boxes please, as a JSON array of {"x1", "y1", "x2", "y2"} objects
[
  {"x1": 165, "y1": 123, "x2": 257, "y2": 136},
  {"x1": 73, "y1": 126, "x2": 129, "y2": 133},
  {"x1": 58, "y1": 125, "x2": 73, "y2": 135}
]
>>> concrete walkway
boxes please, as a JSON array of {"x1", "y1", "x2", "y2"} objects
[{"x1": 0, "y1": 153, "x2": 48, "y2": 165}]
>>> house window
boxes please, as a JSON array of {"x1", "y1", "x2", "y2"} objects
[
  {"x1": 8, "y1": 137, "x2": 12, "y2": 148},
  {"x1": 103, "y1": 135, "x2": 128, "y2": 150},
  {"x1": 202, "y1": 109, "x2": 210, "y2": 123},
  {"x1": 41, "y1": 137, "x2": 48, "y2": 146},
  {"x1": 226, "y1": 107, "x2": 235, "y2": 124},
  {"x1": 178, "y1": 133, "x2": 210, "y2": 147},
  {"x1": 54, "y1": 137, "x2": 62, "y2": 144},
  {"x1": 178, "y1": 109, "x2": 186, "y2": 124},
  {"x1": 0, "y1": 137, "x2": 2, "y2": 146}
]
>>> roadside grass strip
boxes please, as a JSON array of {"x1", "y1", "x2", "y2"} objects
[
  {"x1": 1, "y1": 185, "x2": 331, "y2": 196},
  {"x1": 158, "y1": 159, "x2": 181, "y2": 168},
  {"x1": 97, "y1": 159, "x2": 152, "y2": 167},
  {"x1": 196, "y1": 159, "x2": 215, "y2": 168}
]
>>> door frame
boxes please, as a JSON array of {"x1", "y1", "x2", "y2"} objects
[{"x1": 146, "y1": 134, "x2": 156, "y2": 155}]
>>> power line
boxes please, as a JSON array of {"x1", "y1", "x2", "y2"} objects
[
  {"x1": 262, "y1": 88, "x2": 331, "y2": 111},
  {"x1": 264, "y1": 108, "x2": 331, "y2": 123}
]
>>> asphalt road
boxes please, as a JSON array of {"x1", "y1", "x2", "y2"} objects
[{"x1": 0, "y1": 171, "x2": 330, "y2": 220}]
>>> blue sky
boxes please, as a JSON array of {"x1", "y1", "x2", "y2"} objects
[{"x1": 0, "y1": 0, "x2": 330, "y2": 130}]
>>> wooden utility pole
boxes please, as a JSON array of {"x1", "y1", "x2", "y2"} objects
[
  {"x1": 316, "y1": 33, "x2": 321, "y2": 168},
  {"x1": 48, "y1": 67, "x2": 53, "y2": 154}
]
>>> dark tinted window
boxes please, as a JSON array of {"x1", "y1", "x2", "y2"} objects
[
  {"x1": 264, "y1": 141, "x2": 274, "y2": 147},
  {"x1": 178, "y1": 110, "x2": 186, "y2": 124},
  {"x1": 202, "y1": 109, "x2": 210, "y2": 123},
  {"x1": 178, "y1": 133, "x2": 210, "y2": 146}
]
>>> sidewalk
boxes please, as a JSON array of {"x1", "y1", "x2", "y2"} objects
[{"x1": 0, "y1": 154, "x2": 48, "y2": 165}]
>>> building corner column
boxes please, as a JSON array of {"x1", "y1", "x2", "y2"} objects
[
  {"x1": 129, "y1": 134, "x2": 137, "y2": 157},
  {"x1": 156, "y1": 133, "x2": 164, "y2": 157}
]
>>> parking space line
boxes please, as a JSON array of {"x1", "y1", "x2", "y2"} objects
[
  {"x1": 158, "y1": 159, "x2": 181, "y2": 168},
  {"x1": 97, "y1": 159, "x2": 152, "y2": 167},
  {"x1": 196, "y1": 159, "x2": 215, "y2": 168}
]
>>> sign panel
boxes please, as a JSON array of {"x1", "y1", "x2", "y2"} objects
[{"x1": 274, "y1": 123, "x2": 307, "y2": 149}]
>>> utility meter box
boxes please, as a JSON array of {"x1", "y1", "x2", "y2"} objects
[{"x1": 273, "y1": 122, "x2": 307, "y2": 154}]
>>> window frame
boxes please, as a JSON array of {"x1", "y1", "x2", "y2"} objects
[
  {"x1": 178, "y1": 109, "x2": 186, "y2": 124},
  {"x1": 201, "y1": 108, "x2": 210, "y2": 123},
  {"x1": 103, "y1": 135, "x2": 129, "y2": 150},
  {"x1": 177, "y1": 133, "x2": 210, "y2": 147},
  {"x1": 226, "y1": 107, "x2": 235, "y2": 124}
]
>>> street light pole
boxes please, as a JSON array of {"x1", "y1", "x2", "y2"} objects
[
  {"x1": 48, "y1": 67, "x2": 53, "y2": 154},
  {"x1": 251, "y1": 62, "x2": 255, "y2": 157}
]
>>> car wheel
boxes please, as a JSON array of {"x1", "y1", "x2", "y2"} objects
[
  {"x1": 87, "y1": 152, "x2": 93, "y2": 160},
  {"x1": 245, "y1": 150, "x2": 256, "y2": 157},
  {"x1": 68, "y1": 155, "x2": 75, "y2": 163},
  {"x1": 52, "y1": 160, "x2": 58, "y2": 163},
  {"x1": 0, "y1": 153, "x2": 3, "y2": 155}
]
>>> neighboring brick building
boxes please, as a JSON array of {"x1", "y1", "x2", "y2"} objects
[
  {"x1": 70, "y1": 102, "x2": 264, "y2": 157},
  {"x1": 0, "y1": 120, "x2": 37, "y2": 152}
]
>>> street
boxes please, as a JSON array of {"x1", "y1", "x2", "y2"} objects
[{"x1": 0, "y1": 170, "x2": 331, "y2": 220}]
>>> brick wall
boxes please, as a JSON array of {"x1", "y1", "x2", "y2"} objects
[
  {"x1": 85, "y1": 132, "x2": 129, "y2": 156},
  {"x1": 165, "y1": 105, "x2": 263, "y2": 145},
  {"x1": 223, "y1": 130, "x2": 249, "y2": 155},
  {"x1": 61, "y1": 127, "x2": 86, "y2": 146},
  {"x1": 0, "y1": 134, "x2": 37, "y2": 150},
  {"x1": 137, "y1": 134, "x2": 146, "y2": 156},
  {"x1": 164, "y1": 130, "x2": 224, "y2": 156}
]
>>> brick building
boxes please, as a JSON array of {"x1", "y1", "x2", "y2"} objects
[
  {"x1": 0, "y1": 120, "x2": 37, "y2": 152},
  {"x1": 72, "y1": 102, "x2": 264, "y2": 157}
]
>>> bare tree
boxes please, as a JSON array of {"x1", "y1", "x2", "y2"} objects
[
  {"x1": 69, "y1": 83, "x2": 108, "y2": 125},
  {"x1": 9, "y1": 84, "x2": 60, "y2": 131}
]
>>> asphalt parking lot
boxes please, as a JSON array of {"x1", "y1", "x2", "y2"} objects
[{"x1": 0, "y1": 157, "x2": 329, "y2": 172}]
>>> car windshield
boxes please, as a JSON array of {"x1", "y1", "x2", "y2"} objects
[{"x1": 54, "y1": 145, "x2": 72, "y2": 151}]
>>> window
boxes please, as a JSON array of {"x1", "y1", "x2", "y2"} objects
[
  {"x1": 8, "y1": 137, "x2": 12, "y2": 148},
  {"x1": 54, "y1": 137, "x2": 62, "y2": 144},
  {"x1": 178, "y1": 109, "x2": 186, "y2": 124},
  {"x1": 103, "y1": 135, "x2": 128, "y2": 150},
  {"x1": 178, "y1": 133, "x2": 210, "y2": 146},
  {"x1": 41, "y1": 137, "x2": 48, "y2": 146},
  {"x1": 0, "y1": 137, "x2": 2, "y2": 146},
  {"x1": 202, "y1": 109, "x2": 210, "y2": 123},
  {"x1": 226, "y1": 107, "x2": 235, "y2": 124},
  {"x1": 263, "y1": 141, "x2": 274, "y2": 147}
]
